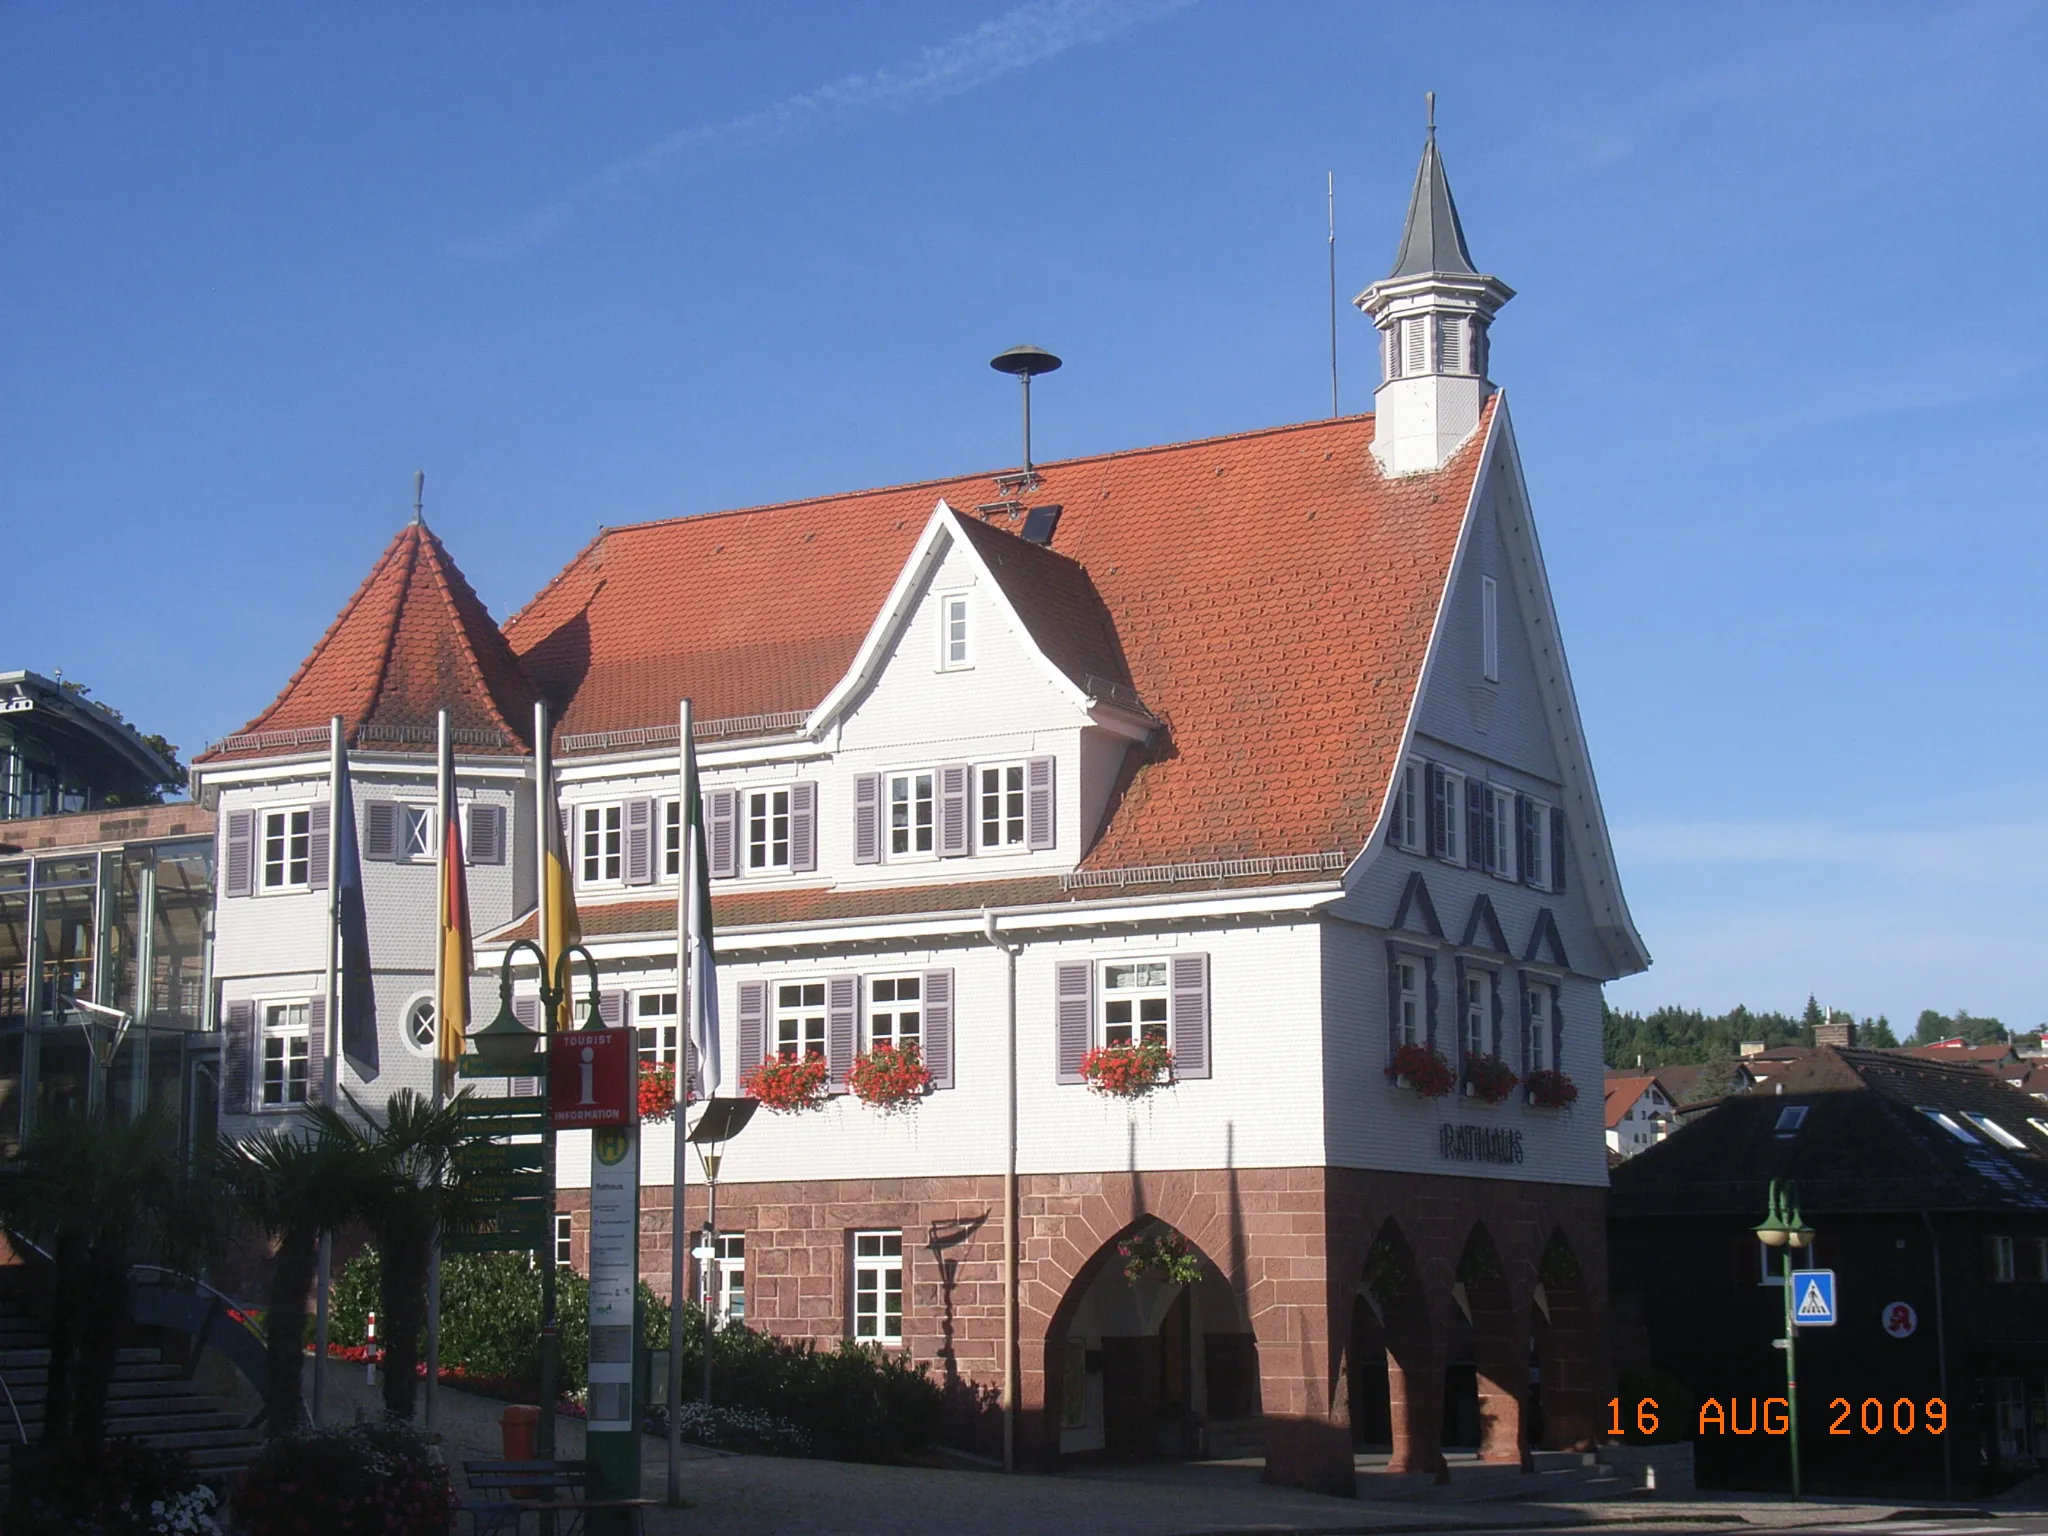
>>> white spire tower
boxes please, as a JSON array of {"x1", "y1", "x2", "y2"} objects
[{"x1": 1356, "y1": 98, "x2": 1513, "y2": 476}]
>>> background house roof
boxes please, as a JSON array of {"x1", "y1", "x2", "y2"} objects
[{"x1": 1604, "y1": 1074, "x2": 1662, "y2": 1129}]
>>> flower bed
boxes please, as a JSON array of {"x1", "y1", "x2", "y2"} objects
[
  {"x1": 1463, "y1": 1054, "x2": 1520, "y2": 1104},
  {"x1": 742, "y1": 1051, "x2": 831, "y2": 1113},
  {"x1": 1526, "y1": 1068, "x2": 1579, "y2": 1109},
  {"x1": 1080, "y1": 1039, "x2": 1173, "y2": 1099},
  {"x1": 233, "y1": 1421, "x2": 456, "y2": 1536},
  {"x1": 848, "y1": 1041, "x2": 933, "y2": 1114},
  {"x1": 639, "y1": 1061, "x2": 679, "y2": 1122},
  {"x1": 1385, "y1": 1042, "x2": 1455, "y2": 1097}
]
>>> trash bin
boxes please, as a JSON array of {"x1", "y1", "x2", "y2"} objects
[{"x1": 501, "y1": 1403, "x2": 541, "y2": 1461}]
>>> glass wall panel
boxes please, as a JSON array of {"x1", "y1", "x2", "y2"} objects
[
  {"x1": 35, "y1": 888, "x2": 94, "y2": 1022},
  {"x1": 148, "y1": 1032, "x2": 184, "y2": 1125},
  {"x1": 151, "y1": 843, "x2": 210, "y2": 1030},
  {"x1": 107, "y1": 1036, "x2": 141, "y2": 1123},
  {"x1": 35, "y1": 1034, "x2": 89, "y2": 1123},
  {"x1": 0, "y1": 1032, "x2": 20, "y2": 1156},
  {"x1": 0, "y1": 887, "x2": 25, "y2": 1030}
]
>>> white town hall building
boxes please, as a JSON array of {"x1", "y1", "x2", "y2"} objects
[{"x1": 193, "y1": 127, "x2": 1646, "y2": 1491}]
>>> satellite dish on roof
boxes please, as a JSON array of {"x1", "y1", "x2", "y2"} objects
[{"x1": 989, "y1": 346, "x2": 1062, "y2": 475}]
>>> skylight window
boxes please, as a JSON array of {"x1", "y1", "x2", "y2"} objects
[
  {"x1": 2028, "y1": 1118, "x2": 2048, "y2": 1142},
  {"x1": 1774, "y1": 1105, "x2": 1809, "y2": 1135},
  {"x1": 1920, "y1": 1107, "x2": 1980, "y2": 1144},
  {"x1": 1966, "y1": 1113, "x2": 2028, "y2": 1150}
]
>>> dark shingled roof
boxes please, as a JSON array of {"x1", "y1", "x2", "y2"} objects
[
  {"x1": 1389, "y1": 130, "x2": 1478, "y2": 278},
  {"x1": 1611, "y1": 1046, "x2": 2048, "y2": 1219}
]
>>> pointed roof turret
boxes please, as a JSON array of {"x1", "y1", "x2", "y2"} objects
[
  {"x1": 203, "y1": 523, "x2": 538, "y2": 759},
  {"x1": 1388, "y1": 123, "x2": 1477, "y2": 278}
]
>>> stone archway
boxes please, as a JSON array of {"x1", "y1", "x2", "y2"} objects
[
  {"x1": 1456, "y1": 1222, "x2": 1531, "y2": 1466},
  {"x1": 1532, "y1": 1227, "x2": 1604, "y2": 1450},
  {"x1": 1360, "y1": 1218, "x2": 1448, "y2": 1478}
]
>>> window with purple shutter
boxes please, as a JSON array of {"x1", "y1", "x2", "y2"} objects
[
  {"x1": 1550, "y1": 812, "x2": 1567, "y2": 894},
  {"x1": 512, "y1": 996, "x2": 543, "y2": 1096},
  {"x1": 1055, "y1": 961, "x2": 1092, "y2": 1083},
  {"x1": 937, "y1": 765, "x2": 970, "y2": 858},
  {"x1": 1489, "y1": 971, "x2": 1504, "y2": 1057},
  {"x1": 736, "y1": 981, "x2": 767, "y2": 1069},
  {"x1": 1167, "y1": 953, "x2": 1210, "y2": 1080},
  {"x1": 852, "y1": 773, "x2": 882, "y2": 864},
  {"x1": 789, "y1": 782, "x2": 817, "y2": 873},
  {"x1": 1548, "y1": 983, "x2": 1564, "y2": 1077},
  {"x1": 1025, "y1": 756, "x2": 1056, "y2": 850},
  {"x1": 1426, "y1": 765, "x2": 1446, "y2": 858},
  {"x1": 921, "y1": 968, "x2": 954, "y2": 1090},
  {"x1": 1423, "y1": 954, "x2": 1439, "y2": 1053},
  {"x1": 826, "y1": 974, "x2": 858, "y2": 1090},
  {"x1": 224, "y1": 999, "x2": 256, "y2": 1109},
  {"x1": 1465, "y1": 780, "x2": 1484, "y2": 871},
  {"x1": 599, "y1": 990, "x2": 625, "y2": 1029},
  {"x1": 363, "y1": 801, "x2": 398, "y2": 862},
  {"x1": 308, "y1": 803, "x2": 331, "y2": 890},
  {"x1": 624, "y1": 799, "x2": 655, "y2": 886},
  {"x1": 224, "y1": 811, "x2": 255, "y2": 898},
  {"x1": 467, "y1": 803, "x2": 506, "y2": 866},
  {"x1": 708, "y1": 790, "x2": 738, "y2": 879},
  {"x1": 1516, "y1": 794, "x2": 1533, "y2": 883},
  {"x1": 305, "y1": 998, "x2": 328, "y2": 1105}
]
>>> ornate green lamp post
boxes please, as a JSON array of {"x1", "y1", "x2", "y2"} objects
[{"x1": 1753, "y1": 1178, "x2": 1815, "y2": 1499}]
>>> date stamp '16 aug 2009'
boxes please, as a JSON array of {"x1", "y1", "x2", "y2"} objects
[{"x1": 1609, "y1": 1397, "x2": 1949, "y2": 1437}]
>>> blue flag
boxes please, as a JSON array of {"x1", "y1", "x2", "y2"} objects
[{"x1": 335, "y1": 750, "x2": 378, "y2": 1078}]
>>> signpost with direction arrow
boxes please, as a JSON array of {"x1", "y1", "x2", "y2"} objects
[{"x1": 447, "y1": 1095, "x2": 550, "y2": 1254}]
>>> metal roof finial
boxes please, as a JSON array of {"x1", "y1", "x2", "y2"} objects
[
  {"x1": 1426, "y1": 90, "x2": 1435, "y2": 136},
  {"x1": 413, "y1": 470, "x2": 426, "y2": 528}
]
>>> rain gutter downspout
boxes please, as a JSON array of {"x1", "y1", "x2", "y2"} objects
[
  {"x1": 1919, "y1": 1209, "x2": 1953, "y2": 1500},
  {"x1": 982, "y1": 909, "x2": 1022, "y2": 1472}
]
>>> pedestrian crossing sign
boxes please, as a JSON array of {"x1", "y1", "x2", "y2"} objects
[{"x1": 1794, "y1": 1269, "x2": 1837, "y2": 1326}]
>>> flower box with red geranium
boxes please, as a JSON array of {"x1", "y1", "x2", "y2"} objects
[
  {"x1": 638, "y1": 1061, "x2": 679, "y2": 1123},
  {"x1": 1462, "y1": 1055, "x2": 1519, "y2": 1105},
  {"x1": 741, "y1": 1051, "x2": 831, "y2": 1114},
  {"x1": 848, "y1": 1041, "x2": 933, "y2": 1114},
  {"x1": 1080, "y1": 1040, "x2": 1173, "y2": 1100},
  {"x1": 1385, "y1": 1042, "x2": 1455, "y2": 1098},
  {"x1": 1525, "y1": 1068, "x2": 1578, "y2": 1109}
]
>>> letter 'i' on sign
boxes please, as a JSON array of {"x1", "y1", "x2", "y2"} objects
[{"x1": 1794, "y1": 1269, "x2": 1837, "y2": 1326}]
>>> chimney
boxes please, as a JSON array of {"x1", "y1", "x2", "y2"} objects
[{"x1": 1814, "y1": 1010, "x2": 1855, "y2": 1049}]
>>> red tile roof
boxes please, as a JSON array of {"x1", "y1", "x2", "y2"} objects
[
  {"x1": 202, "y1": 523, "x2": 538, "y2": 760},
  {"x1": 1604, "y1": 1074, "x2": 1661, "y2": 1130},
  {"x1": 505, "y1": 408, "x2": 1491, "y2": 872}
]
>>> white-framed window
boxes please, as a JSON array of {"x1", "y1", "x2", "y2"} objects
[
  {"x1": 747, "y1": 788, "x2": 791, "y2": 873},
  {"x1": 852, "y1": 1230, "x2": 904, "y2": 1344},
  {"x1": 1921, "y1": 1107, "x2": 1979, "y2": 1144},
  {"x1": 1395, "y1": 957, "x2": 1424, "y2": 1048},
  {"x1": 1524, "y1": 799, "x2": 1551, "y2": 889},
  {"x1": 1391, "y1": 761, "x2": 1421, "y2": 851},
  {"x1": 1481, "y1": 574, "x2": 1499, "y2": 683},
  {"x1": 711, "y1": 1233, "x2": 745, "y2": 1325},
  {"x1": 261, "y1": 807, "x2": 313, "y2": 891},
  {"x1": 635, "y1": 990, "x2": 678, "y2": 1067},
  {"x1": 1968, "y1": 1113, "x2": 2028, "y2": 1150},
  {"x1": 938, "y1": 593, "x2": 971, "y2": 670},
  {"x1": 580, "y1": 804, "x2": 622, "y2": 884},
  {"x1": 1759, "y1": 1242, "x2": 1815, "y2": 1286},
  {"x1": 1438, "y1": 770, "x2": 1465, "y2": 864},
  {"x1": 1101, "y1": 960, "x2": 1168, "y2": 1048},
  {"x1": 1487, "y1": 787, "x2": 1516, "y2": 880},
  {"x1": 1526, "y1": 984, "x2": 1551, "y2": 1072},
  {"x1": 398, "y1": 804, "x2": 434, "y2": 862},
  {"x1": 663, "y1": 798, "x2": 682, "y2": 878},
  {"x1": 979, "y1": 763, "x2": 1026, "y2": 851},
  {"x1": 775, "y1": 981, "x2": 826, "y2": 1059},
  {"x1": 402, "y1": 997, "x2": 437, "y2": 1056},
  {"x1": 555, "y1": 1212, "x2": 574, "y2": 1269},
  {"x1": 888, "y1": 771, "x2": 935, "y2": 858},
  {"x1": 868, "y1": 975, "x2": 921, "y2": 1050},
  {"x1": 261, "y1": 1000, "x2": 311, "y2": 1107},
  {"x1": 1462, "y1": 971, "x2": 1488, "y2": 1060},
  {"x1": 1989, "y1": 1235, "x2": 2016, "y2": 1284}
]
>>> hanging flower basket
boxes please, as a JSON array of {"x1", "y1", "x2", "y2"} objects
[
  {"x1": 1118, "y1": 1231, "x2": 1204, "y2": 1286},
  {"x1": 1526, "y1": 1068, "x2": 1579, "y2": 1110},
  {"x1": 1080, "y1": 1040, "x2": 1174, "y2": 1099},
  {"x1": 1386, "y1": 1042, "x2": 1455, "y2": 1098},
  {"x1": 741, "y1": 1052, "x2": 831, "y2": 1114},
  {"x1": 1463, "y1": 1055, "x2": 1520, "y2": 1105},
  {"x1": 638, "y1": 1062, "x2": 679, "y2": 1123},
  {"x1": 848, "y1": 1041, "x2": 934, "y2": 1115}
]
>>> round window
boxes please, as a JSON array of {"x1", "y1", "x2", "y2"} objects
[{"x1": 404, "y1": 997, "x2": 437, "y2": 1054}]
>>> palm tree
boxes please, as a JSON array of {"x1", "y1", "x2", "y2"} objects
[
  {"x1": 0, "y1": 1108, "x2": 213, "y2": 1453},
  {"x1": 314, "y1": 1088, "x2": 490, "y2": 1420},
  {"x1": 211, "y1": 1126, "x2": 377, "y2": 1435}
]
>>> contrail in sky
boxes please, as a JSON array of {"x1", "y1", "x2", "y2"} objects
[{"x1": 458, "y1": 0, "x2": 1194, "y2": 258}]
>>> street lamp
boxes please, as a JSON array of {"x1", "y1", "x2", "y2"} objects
[
  {"x1": 470, "y1": 936, "x2": 604, "y2": 1462},
  {"x1": 687, "y1": 1096, "x2": 756, "y2": 1405},
  {"x1": 67, "y1": 997, "x2": 134, "y2": 1117},
  {"x1": 1753, "y1": 1178, "x2": 1815, "y2": 1499}
]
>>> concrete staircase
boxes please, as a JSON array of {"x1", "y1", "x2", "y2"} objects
[{"x1": 0, "y1": 1300, "x2": 265, "y2": 1488}]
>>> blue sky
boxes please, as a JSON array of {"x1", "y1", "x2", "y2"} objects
[{"x1": 3, "y1": 3, "x2": 2043, "y2": 1030}]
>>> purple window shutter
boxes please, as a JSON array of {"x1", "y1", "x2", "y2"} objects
[
  {"x1": 1516, "y1": 794, "x2": 1532, "y2": 882},
  {"x1": 363, "y1": 800, "x2": 398, "y2": 862},
  {"x1": 624, "y1": 799, "x2": 654, "y2": 886},
  {"x1": 1055, "y1": 961, "x2": 1092, "y2": 1084},
  {"x1": 1167, "y1": 952, "x2": 1210, "y2": 1080},
  {"x1": 922, "y1": 968, "x2": 954, "y2": 1090},
  {"x1": 223, "y1": 1000, "x2": 256, "y2": 1111},
  {"x1": 1452, "y1": 955, "x2": 1468, "y2": 1075},
  {"x1": 826, "y1": 974, "x2": 858, "y2": 1090},
  {"x1": 468, "y1": 803, "x2": 506, "y2": 866},
  {"x1": 1426, "y1": 765, "x2": 1447, "y2": 858},
  {"x1": 1026, "y1": 756, "x2": 1056, "y2": 851},
  {"x1": 789, "y1": 782, "x2": 817, "y2": 873},
  {"x1": 1549, "y1": 984, "x2": 1564, "y2": 1077},
  {"x1": 306, "y1": 998, "x2": 328, "y2": 1105},
  {"x1": 1383, "y1": 947, "x2": 1403, "y2": 1065},
  {"x1": 308, "y1": 803, "x2": 331, "y2": 890},
  {"x1": 853, "y1": 773, "x2": 882, "y2": 865},
  {"x1": 1466, "y1": 780, "x2": 1484, "y2": 871},
  {"x1": 737, "y1": 981, "x2": 766, "y2": 1069},
  {"x1": 1489, "y1": 972, "x2": 1504, "y2": 1058},
  {"x1": 708, "y1": 790, "x2": 738, "y2": 879},
  {"x1": 1423, "y1": 954, "x2": 1439, "y2": 1054},
  {"x1": 599, "y1": 990, "x2": 625, "y2": 1029},
  {"x1": 224, "y1": 811, "x2": 255, "y2": 898},
  {"x1": 511, "y1": 996, "x2": 543, "y2": 1095},
  {"x1": 1551, "y1": 812, "x2": 1567, "y2": 894},
  {"x1": 937, "y1": 764, "x2": 970, "y2": 858},
  {"x1": 1518, "y1": 979, "x2": 1534, "y2": 1075}
]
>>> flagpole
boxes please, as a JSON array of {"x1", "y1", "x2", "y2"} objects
[
  {"x1": 426, "y1": 710, "x2": 451, "y2": 1431},
  {"x1": 666, "y1": 698, "x2": 693, "y2": 1507},
  {"x1": 534, "y1": 698, "x2": 558, "y2": 1464},
  {"x1": 313, "y1": 714, "x2": 344, "y2": 1426}
]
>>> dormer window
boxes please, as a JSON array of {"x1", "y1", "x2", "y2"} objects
[{"x1": 939, "y1": 593, "x2": 971, "y2": 670}]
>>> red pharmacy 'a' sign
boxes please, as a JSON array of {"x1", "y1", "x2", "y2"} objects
[{"x1": 549, "y1": 1028, "x2": 636, "y2": 1128}]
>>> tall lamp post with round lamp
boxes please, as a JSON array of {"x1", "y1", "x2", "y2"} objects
[{"x1": 1753, "y1": 1179, "x2": 1815, "y2": 1499}]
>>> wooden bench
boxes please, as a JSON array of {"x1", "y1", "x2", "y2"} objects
[{"x1": 462, "y1": 1460, "x2": 656, "y2": 1536}]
